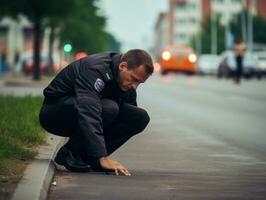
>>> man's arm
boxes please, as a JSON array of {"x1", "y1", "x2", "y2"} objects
[
  {"x1": 74, "y1": 68, "x2": 130, "y2": 176},
  {"x1": 75, "y1": 69, "x2": 107, "y2": 157}
]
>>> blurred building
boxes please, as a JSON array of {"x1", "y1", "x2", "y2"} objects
[
  {"x1": 0, "y1": 16, "x2": 31, "y2": 66},
  {"x1": 169, "y1": 0, "x2": 208, "y2": 46},
  {"x1": 154, "y1": 0, "x2": 266, "y2": 58},
  {"x1": 154, "y1": 0, "x2": 210, "y2": 58},
  {"x1": 154, "y1": 12, "x2": 169, "y2": 60},
  {"x1": 246, "y1": 0, "x2": 266, "y2": 18},
  {"x1": 0, "y1": 16, "x2": 60, "y2": 72},
  {"x1": 213, "y1": 0, "x2": 247, "y2": 26},
  {"x1": 212, "y1": 0, "x2": 265, "y2": 25}
]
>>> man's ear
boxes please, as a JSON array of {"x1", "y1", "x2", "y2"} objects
[{"x1": 119, "y1": 62, "x2": 128, "y2": 71}]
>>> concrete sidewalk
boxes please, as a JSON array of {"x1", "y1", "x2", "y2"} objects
[
  {"x1": 7, "y1": 73, "x2": 266, "y2": 200},
  {"x1": 11, "y1": 134, "x2": 64, "y2": 200},
  {"x1": 0, "y1": 72, "x2": 52, "y2": 87},
  {"x1": 48, "y1": 123, "x2": 266, "y2": 200},
  {"x1": 0, "y1": 72, "x2": 52, "y2": 96}
]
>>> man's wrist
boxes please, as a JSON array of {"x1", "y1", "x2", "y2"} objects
[{"x1": 99, "y1": 156, "x2": 108, "y2": 162}]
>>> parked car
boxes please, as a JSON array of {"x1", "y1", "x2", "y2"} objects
[
  {"x1": 196, "y1": 54, "x2": 221, "y2": 75},
  {"x1": 22, "y1": 54, "x2": 60, "y2": 75},
  {"x1": 160, "y1": 45, "x2": 197, "y2": 75},
  {"x1": 217, "y1": 51, "x2": 259, "y2": 79},
  {"x1": 254, "y1": 51, "x2": 266, "y2": 77}
]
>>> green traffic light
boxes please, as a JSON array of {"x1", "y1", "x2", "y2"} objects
[{"x1": 64, "y1": 44, "x2": 72, "y2": 52}]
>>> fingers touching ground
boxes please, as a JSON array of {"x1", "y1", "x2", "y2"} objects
[{"x1": 99, "y1": 157, "x2": 131, "y2": 176}]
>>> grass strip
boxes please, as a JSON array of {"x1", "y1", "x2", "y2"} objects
[{"x1": 0, "y1": 95, "x2": 46, "y2": 175}]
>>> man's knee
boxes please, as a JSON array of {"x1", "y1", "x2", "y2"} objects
[
  {"x1": 102, "y1": 99, "x2": 119, "y2": 126},
  {"x1": 135, "y1": 108, "x2": 150, "y2": 133}
]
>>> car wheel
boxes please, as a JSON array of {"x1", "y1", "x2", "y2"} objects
[{"x1": 161, "y1": 70, "x2": 168, "y2": 75}]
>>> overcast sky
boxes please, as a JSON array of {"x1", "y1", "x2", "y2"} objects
[{"x1": 99, "y1": 0, "x2": 168, "y2": 51}]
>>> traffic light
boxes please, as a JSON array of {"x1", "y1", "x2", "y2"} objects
[{"x1": 64, "y1": 43, "x2": 72, "y2": 52}]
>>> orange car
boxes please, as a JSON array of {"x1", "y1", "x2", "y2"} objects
[{"x1": 160, "y1": 45, "x2": 197, "y2": 75}]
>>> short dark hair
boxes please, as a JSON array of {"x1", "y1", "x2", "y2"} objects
[{"x1": 121, "y1": 49, "x2": 154, "y2": 75}]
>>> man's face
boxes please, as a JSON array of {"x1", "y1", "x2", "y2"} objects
[{"x1": 118, "y1": 62, "x2": 149, "y2": 91}]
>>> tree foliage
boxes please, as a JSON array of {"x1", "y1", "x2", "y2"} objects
[
  {"x1": 230, "y1": 10, "x2": 266, "y2": 44},
  {"x1": 0, "y1": 0, "x2": 75, "y2": 79},
  {"x1": 0, "y1": 0, "x2": 120, "y2": 79},
  {"x1": 191, "y1": 16, "x2": 225, "y2": 54},
  {"x1": 59, "y1": 0, "x2": 109, "y2": 53}
]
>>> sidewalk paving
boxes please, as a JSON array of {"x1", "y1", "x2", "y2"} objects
[
  {"x1": 48, "y1": 124, "x2": 266, "y2": 200},
  {"x1": 0, "y1": 72, "x2": 52, "y2": 96},
  {"x1": 5, "y1": 73, "x2": 266, "y2": 200}
]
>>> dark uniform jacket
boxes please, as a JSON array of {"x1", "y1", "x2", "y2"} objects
[{"x1": 43, "y1": 52, "x2": 137, "y2": 158}]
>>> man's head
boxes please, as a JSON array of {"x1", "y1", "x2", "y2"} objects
[{"x1": 118, "y1": 49, "x2": 154, "y2": 91}]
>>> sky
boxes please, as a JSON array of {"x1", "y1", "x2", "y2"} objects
[{"x1": 99, "y1": 0, "x2": 168, "y2": 52}]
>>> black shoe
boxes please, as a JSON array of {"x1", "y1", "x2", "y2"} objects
[{"x1": 54, "y1": 146, "x2": 91, "y2": 172}]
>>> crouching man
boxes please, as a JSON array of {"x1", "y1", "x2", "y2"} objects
[{"x1": 39, "y1": 49, "x2": 154, "y2": 176}]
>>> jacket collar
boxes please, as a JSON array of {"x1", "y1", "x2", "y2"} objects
[{"x1": 111, "y1": 53, "x2": 122, "y2": 82}]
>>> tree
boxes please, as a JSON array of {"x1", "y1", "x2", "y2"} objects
[
  {"x1": 59, "y1": 0, "x2": 111, "y2": 54},
  {"x1": 230, "y1": 10, "x2": 266, "y2": 44},
  {"x1": 106, "y1": 34, "x2": 121, "y2": 52},
  {"x1": 191, "y1": 15, "x2": 225, "y2": 54},
  {"x1": 0, "y1": 0, "x2": 75, "y2": 80},
  {"x1": 43, "y1": 1, "x2": 74, "y2": 75},
  {"x1": 0, "y1": 0, "x2": 115, "y2": 79}
]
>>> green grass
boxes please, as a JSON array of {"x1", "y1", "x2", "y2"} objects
[{"x1": 0, "y1": 95, "x2": 46, "y2": 175}]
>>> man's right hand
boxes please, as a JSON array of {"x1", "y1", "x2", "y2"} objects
[{"x1": 99, "y1": 157, "x2": 131, "y2": 176}]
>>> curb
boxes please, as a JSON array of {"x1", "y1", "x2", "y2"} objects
[
  {"x1": 4, "y1": 80, "x2": 50, "y2": 88},
  {"x1": 4, "y1": 78, "x2": 51, "y2": 88},
  {"x1": 11, "y1": 134, "x2": 65, "y2": 200}
]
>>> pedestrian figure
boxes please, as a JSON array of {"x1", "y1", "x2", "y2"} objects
[
  {"x1": 39, "y1": 49, "x2": 154, "y2": 176},
  {"x1": 0, "y1": 51, "x2": 7, "y2": 74},
  {"x1": 234, "y1": 38, "x2": 246, "y2": 84}
]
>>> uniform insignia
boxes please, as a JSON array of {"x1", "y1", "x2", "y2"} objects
[
  {"x1": 105, "y1": 73, "x2": 111, "y2": 80},
  {"x1": 94, "y1": 78, "x2": 105, "y2": 92}
]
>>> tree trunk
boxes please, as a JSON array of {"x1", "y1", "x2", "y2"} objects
[
  {"x1": 48, "y1": 24, "x2": 55, "y2": 75},
  {"x1": 33, "y1": 19, "x2": 41, "y2": 80}
]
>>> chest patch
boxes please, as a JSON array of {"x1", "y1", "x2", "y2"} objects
[{"x1": 94, "y1": 78, "x2": 105, "y2": 92}]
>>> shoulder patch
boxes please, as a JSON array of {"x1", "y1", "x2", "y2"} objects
[{"x1": 94, "y1": 78, "x2": 105, "y2": 92}]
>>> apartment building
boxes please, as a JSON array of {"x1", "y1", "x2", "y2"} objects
[{"x1": 154, "y1": 0, "x2": 265, "y2": 57}]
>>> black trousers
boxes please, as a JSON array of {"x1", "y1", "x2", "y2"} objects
[{"x1": 39, "y1": 97, "x2": 150, "y2": 158}]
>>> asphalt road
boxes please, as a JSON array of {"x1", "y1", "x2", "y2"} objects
[
  {"x1": 141, "y1": 74, "x2": 266, "y2": 159},
  {"x1": 10, "y1": 74, "x2": 265, "y2": 200}
]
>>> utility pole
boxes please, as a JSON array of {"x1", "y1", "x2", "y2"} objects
[
  {"x1": 211, "y1": 12, "x2": 217, "y2": 54},
  {"x1": 247, "y1": 0, "x2": 256, "y2": 52},
  {"x1": 241, "y1": 1, "x2": 247, "y2": 43},
  {"x1": 224, "y1": 0, "x2": 231, "y2": 50},
  {"x1": 196, "y1": 2, "x2": 202, "y2": 55}
]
